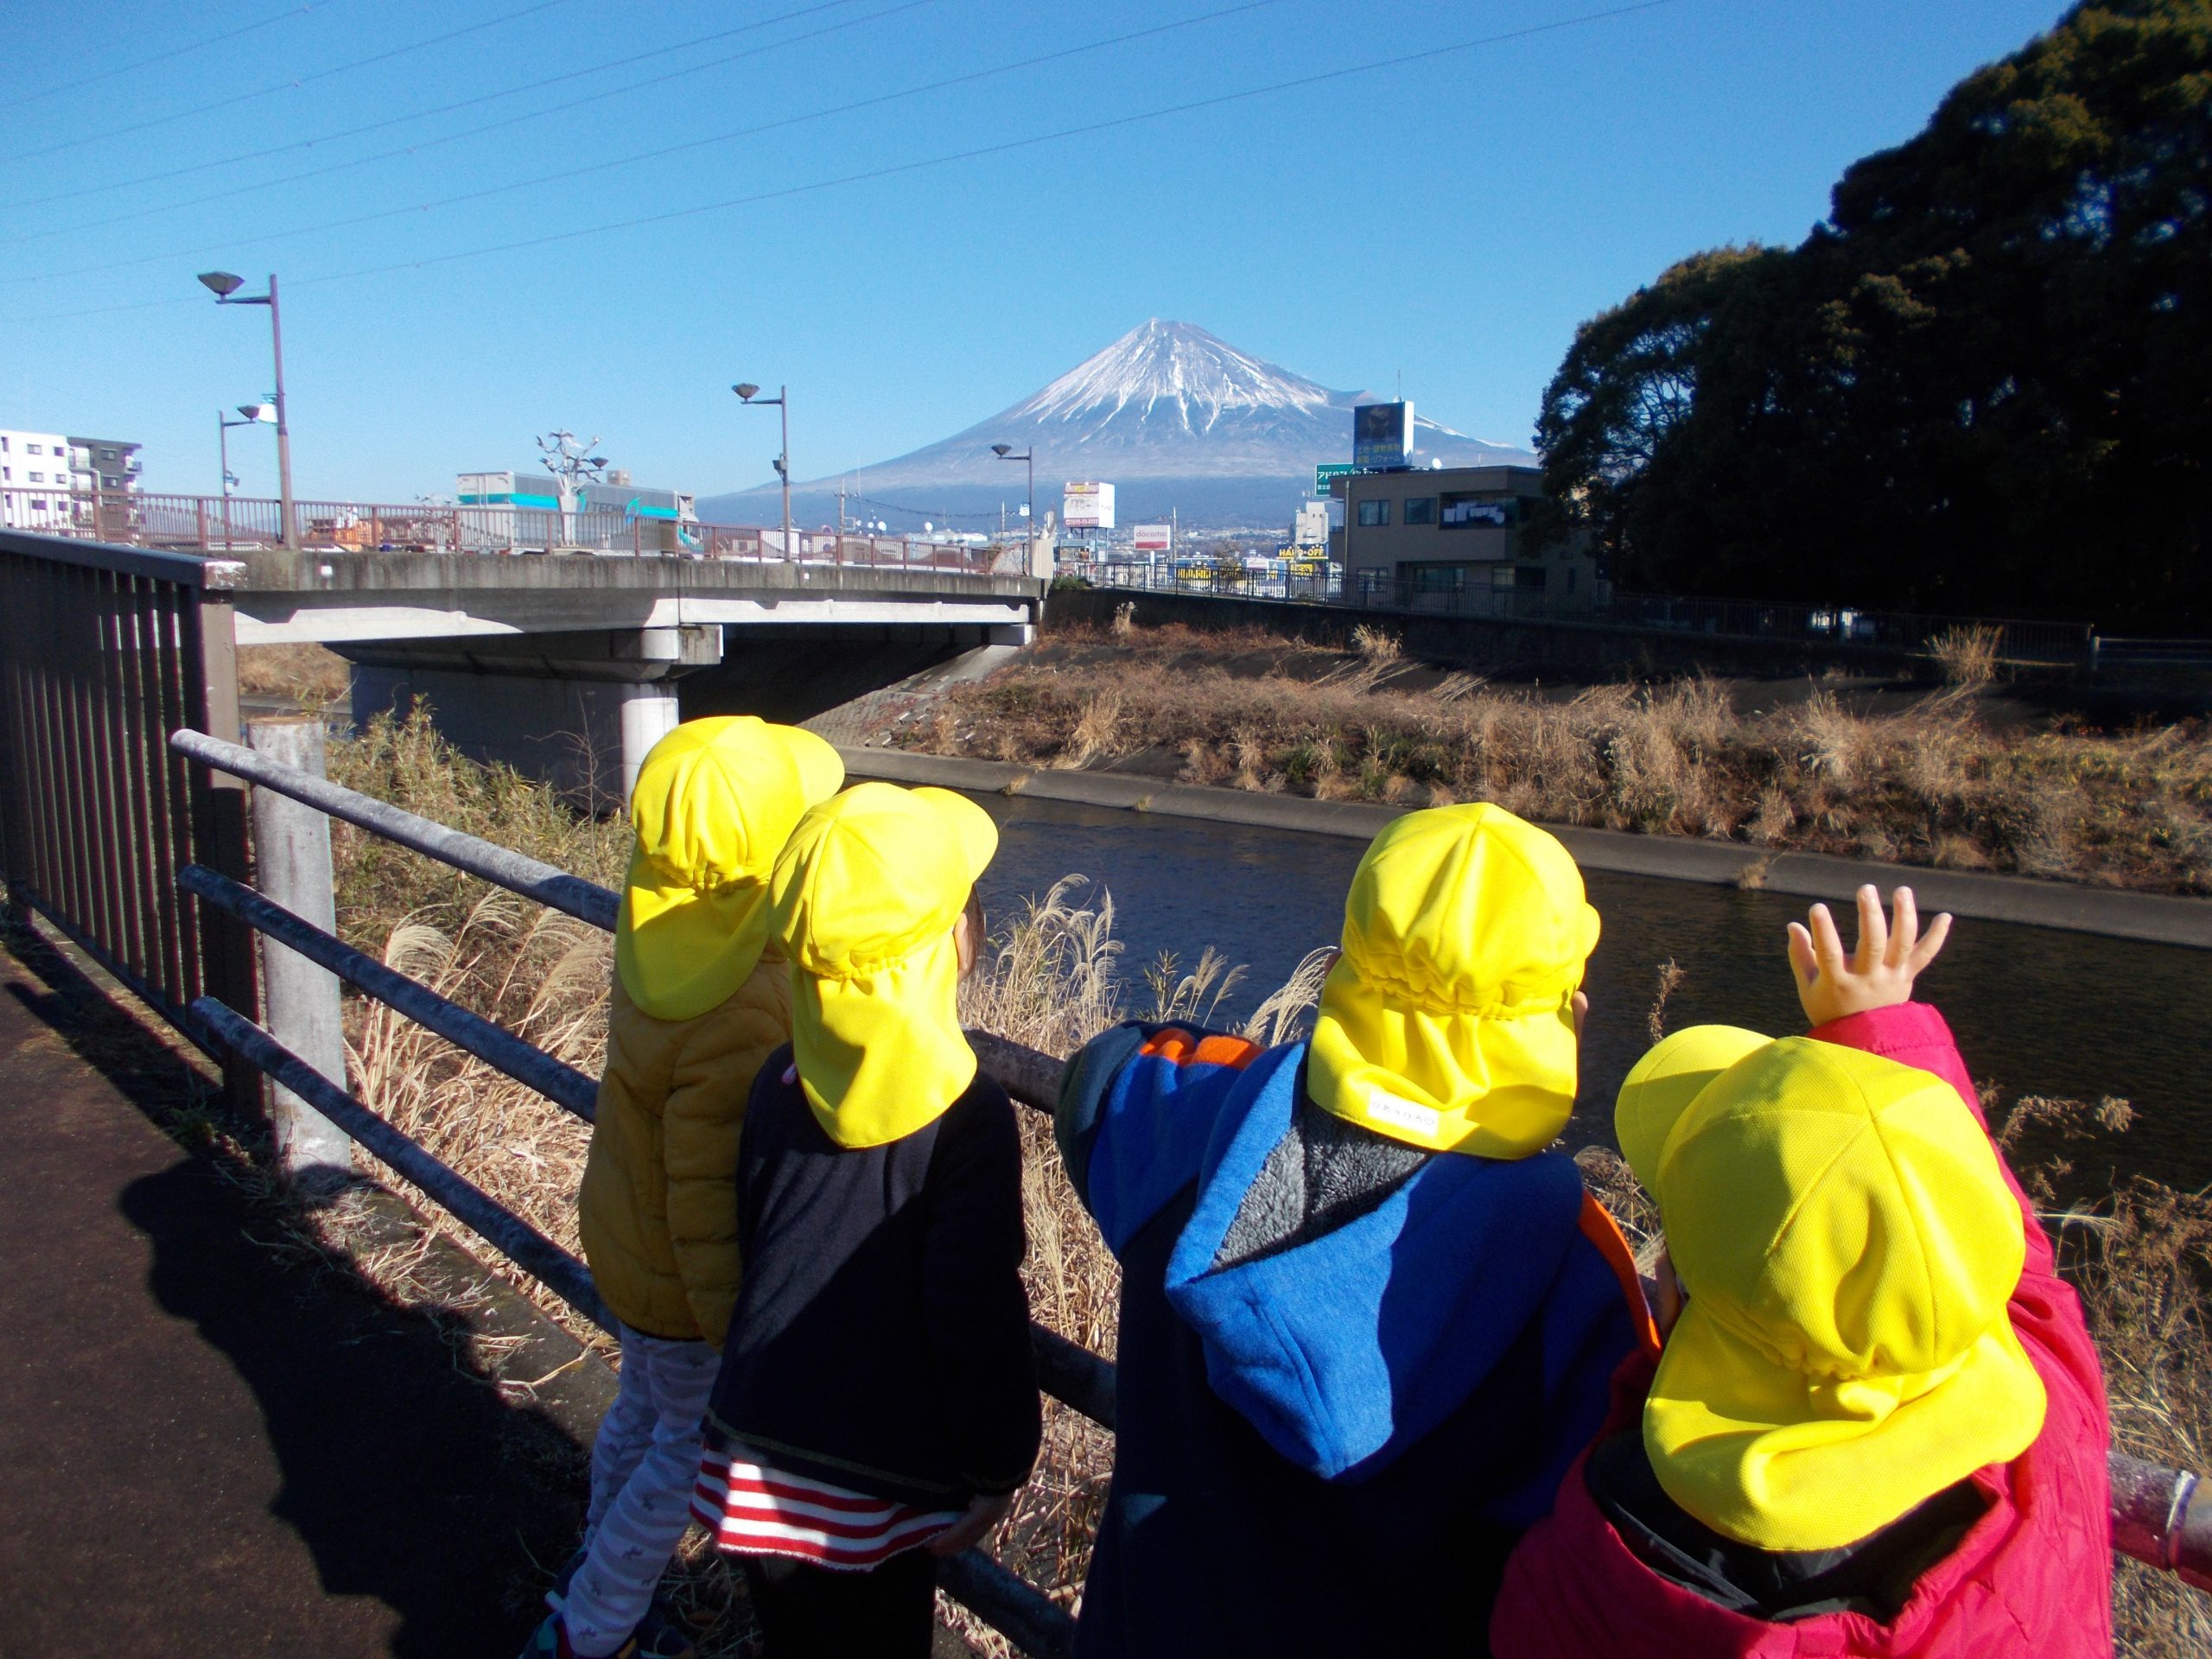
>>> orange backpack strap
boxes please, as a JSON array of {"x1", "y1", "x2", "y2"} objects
[
  {"x1": 1579, "y1": 1192, "x2": 1662, "y2": 1360},
  {"x1": 1137, "y1": 1027, "x2": 1262, "y2": 1071}
]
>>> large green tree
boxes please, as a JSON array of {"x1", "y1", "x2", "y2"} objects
[{"x1": 1536, "y1": 1, "x2": 2212, "y2": 626}]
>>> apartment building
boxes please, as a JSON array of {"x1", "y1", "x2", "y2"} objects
[
  {"x1": 68, "y1": 436, "x2": 143, "y2": 494},
  {"x1": 0, "y1": 427, "x2": 75, "y2": 529}
]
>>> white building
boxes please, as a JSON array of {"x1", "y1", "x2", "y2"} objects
[{"x1": 0, "y1": 428, "x2": 75, "y2": 530}]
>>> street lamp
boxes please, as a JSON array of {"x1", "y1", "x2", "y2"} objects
[
  {"x1": 198, "y1": 270, "x2": 296, "y2": 550},
  {"x1": 217, "y1": 402, "x2": 275, "y2": 550},
  {"x1": 733, "y1": 382, "x2": 791, "y2": 563},
  {"x1": 991, "y1": 443, "x2": 1034, "y2": 568}
]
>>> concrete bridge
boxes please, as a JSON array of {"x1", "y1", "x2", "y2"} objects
[{"x1": 227, "y1": 546, "x2": 1047, "y2": 796}]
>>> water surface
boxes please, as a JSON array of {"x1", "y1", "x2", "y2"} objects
[{"x1": 972, "y1": 792, "x2": 2212, "y2": 1192}]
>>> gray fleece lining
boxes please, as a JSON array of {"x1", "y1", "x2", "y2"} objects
[{"x1": 1213, "y1": 1094, "x2": 1430, "y2": 1270}]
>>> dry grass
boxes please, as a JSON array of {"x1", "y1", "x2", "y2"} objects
[
  {"x1": 895, "y1": 623, "x2": 2212, "y2": 893},
  {"x1": 237, "y1": 641, "x2": 351, "y2": 705},
  {"x1": 1929, "y1": 625, "x2": 2004, "y2": 689},
  {"x1": 315, "y1": 720, "x2": 2210, "y2": 1654}
]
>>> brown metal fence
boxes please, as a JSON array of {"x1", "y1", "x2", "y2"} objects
[{"x1": 0, "y1": 529, "x2": 258, "y2": 1046}]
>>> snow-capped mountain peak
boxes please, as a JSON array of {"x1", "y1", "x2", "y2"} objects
[{"x1": 1013, "y1": 319, "x2": 1338, "y2": 429}]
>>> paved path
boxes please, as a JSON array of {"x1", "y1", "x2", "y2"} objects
[{"x1": 0, "y1": 932, "x2": 590, "y2": 1658}]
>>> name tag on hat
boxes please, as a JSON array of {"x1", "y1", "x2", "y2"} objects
[{"x1": 1363, "y1": 1090, "x2": 1442, "y2": 1139}]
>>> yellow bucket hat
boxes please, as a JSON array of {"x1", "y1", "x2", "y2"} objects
[
  {"x1": 768, "y1": 782, "x2": 999, "y2": 1149},
  {"x1": 615, "y1": 717, "x2": 844, "y2": 1022},
  {"x1": 1306, "y1": 803, "x2": 1599, "y2": 1158},
  {"x1": 1618, "y1": 1028, "x2": 2045, "y2": 1550}
]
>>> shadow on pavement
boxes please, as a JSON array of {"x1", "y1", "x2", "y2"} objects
[{"x1": 0, "y1": 918, "x2": 590, "y2": 1659}]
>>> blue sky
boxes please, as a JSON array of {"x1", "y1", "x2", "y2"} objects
[{"x1": 0, "y1": 0, "x2": 2070, "y2": 502}]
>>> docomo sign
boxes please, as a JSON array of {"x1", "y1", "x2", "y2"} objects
[
  {"x1": 1063, "y1": 480, "x2": 1116, "y2": 531},
  {"x1": 1132, "y1": 523, "x2": 1172, "y2": 553}
]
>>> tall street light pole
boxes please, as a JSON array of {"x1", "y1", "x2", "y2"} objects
[
  {"x1": 991, "y1": 443, "x2": 1033, "y2": 570},
  {"x1": 199, "y1": 271, "x2": 295, "y2": 550},
  {"x1": 734, "y1": 383, "x2": 791, "y2": 562},
  {"x1": 217, "y1": 403, "x2": 272, "y2": 550}
]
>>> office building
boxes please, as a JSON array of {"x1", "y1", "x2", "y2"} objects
[{"x1": 1333, "y1": 465, "x2": 1603, "y2": 610}]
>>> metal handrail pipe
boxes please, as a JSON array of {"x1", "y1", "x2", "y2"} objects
[
  {"x1": 2110, "y1": 1452, "x2": 2212, "y2": 1589},
  {"x1": 179, "y1": 862, "x2": 600, "y2": 1122},
  {"x1": 190, "y1": 995, "x2": 614, "y2": 1333},
  {"x1": 1031, "y1": 1324, "x2": 1116, "y2": 1431},
  {"x1": 169, "y1": 729, "x2": 618, "y2": 931},
  {"x1": 937, "y1": 1548, "x2": 1076, "y2": 1659}
]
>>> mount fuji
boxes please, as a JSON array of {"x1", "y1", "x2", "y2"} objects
[{"x1": 698, "y1": 320, "x2": 1537, "y2": 532}]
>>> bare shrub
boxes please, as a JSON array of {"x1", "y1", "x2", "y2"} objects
[
  {"x1": 1109, "y1": 600, "x2": 1135, "y2": 640},
  {"x1": 1350, "y1": 622, "x2": 1402, "y2": 664},
  {"x1": 238, "y1": 642, "x2": 351, "y2": 705},
  {"x1": 1930, "y1": 625, "x2": 2003, "y2": 688}
]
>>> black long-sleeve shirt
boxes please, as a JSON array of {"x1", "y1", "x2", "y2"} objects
[{"x1": 702, "y1": 1046, "x2": 1041, "y2": 1510}]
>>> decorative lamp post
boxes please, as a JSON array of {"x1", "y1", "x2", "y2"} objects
[
  {"x1": 198, "y1": 271, "x2": 296, "y2": 550},
  {"x1": 734, "y1": 383, "x2": 792, "y2": 562}
]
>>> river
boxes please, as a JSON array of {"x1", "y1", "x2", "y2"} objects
[{"x1": 971, "y1": 792, "x2": 2212, "y2": 1192}]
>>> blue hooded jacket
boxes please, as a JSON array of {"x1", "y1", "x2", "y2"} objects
[{"x1": 1056, "y1": 1021, "x2": 1648, "y2": 1659}]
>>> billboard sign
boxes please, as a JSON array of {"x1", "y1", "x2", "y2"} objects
[
  {"x1": 1314, "y1": 461, "x2": 1357, "y2": 496},
  {"x1": 1440, "y1": 493, "x2": 1511, "y2": 528},
  {"x1": 1132, "y1": 523, "x2": 1173, "y2": 553},
  {"x1": 1352, "y1": 401, "x2": 1414, "y2": 471},
  {"x1": 1063, "y1": 480, "x2": 1116, "y2": 530}
]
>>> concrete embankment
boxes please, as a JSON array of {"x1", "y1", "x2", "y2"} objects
[{"x1": 839, "y1": 745, "x2": 2212, "y2": 950}]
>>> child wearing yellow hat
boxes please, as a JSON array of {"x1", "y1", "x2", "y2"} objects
[
  {"x1": 1053, "y1": 803, "x2": 1654, "y2": 1657},
  {"x1": 525, "y1": 717, "x2": 844, "y2": 1659},
  {"x1": 691, "y1": 782, "x2": 1040, "y2": 1656},
  {"x1": 1490, "y1": 887, "x2": 2113, "y2": 1659}
]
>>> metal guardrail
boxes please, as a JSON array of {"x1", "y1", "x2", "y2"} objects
[
  {"x1": 169, "y1": 726, "x2": 1099, "y2": 1654},
  {"x1": 168, "y1": 725, "x2": 2212, "y2": 1612},
  {"x1": 4, "y1": 486, "x2": 1007, "y2": 572},
  {"x1": 1058, "y1": 561, "x2": 2192, "y2": 671}
]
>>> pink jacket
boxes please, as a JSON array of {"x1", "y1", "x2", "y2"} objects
[{"x1": 1489, "y1": 1002, "x2": 2113, "y2": 1659}]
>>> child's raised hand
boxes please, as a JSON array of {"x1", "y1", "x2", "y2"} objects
[{"x1": 1787, "y1": 884, "x2": 1951, "y2": 1027}]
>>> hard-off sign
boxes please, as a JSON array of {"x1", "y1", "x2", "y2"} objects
[{"x1": 1063, "y1": 480, "x2": 1116, "y2": 530}]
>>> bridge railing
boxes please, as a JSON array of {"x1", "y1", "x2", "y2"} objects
[
  {"x1": 3, "y1": 486, "x2": 1009, "y2": 571},
  {"x1": 0, "y1": 531, "x2": 260, "y2": 1062}
]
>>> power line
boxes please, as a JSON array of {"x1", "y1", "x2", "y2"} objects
[
  {"x1": 3, "y1": 0, "x2": 579, "y2": 164},
  {"x1": 9, "y1": 1, "x2": 353, "y2": 111},
  {"x1": 3, "y1": 0, "x2": 878, "y2": 213},
  {"x1": 10, "y1": 0, "x2": 1683, "y2": 324},
  {"x1": 5, "y1": 0, "x2": 942, "y2": 251},
  {"x1": 4, "y1": 0, "x2": 1286, "y2": 283}
]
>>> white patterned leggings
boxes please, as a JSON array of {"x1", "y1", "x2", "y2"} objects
[{"x1": 565, "y1": 1324, "x2": 721, "y2": 1657}]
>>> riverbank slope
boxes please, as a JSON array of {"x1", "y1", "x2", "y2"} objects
[{"x1": 873, "y1": 620, "x2": 2212, "y2": 898}]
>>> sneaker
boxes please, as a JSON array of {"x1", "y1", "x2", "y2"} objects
[
  {"x1": 518, "y1": 1611, "x2": 629, "y2": 1659},
  {"x1": 544, "y1": 1548, "x2": 588, "y2": 1612},
  {"x1": 539, "y1": 1560, "x2": 696, "y2": 1659}
]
